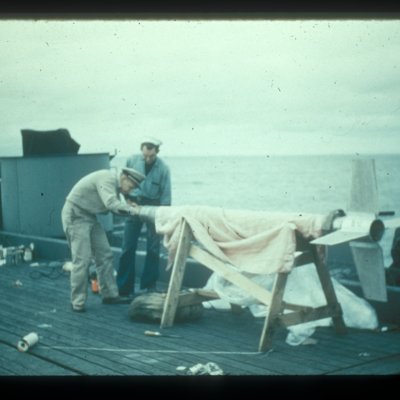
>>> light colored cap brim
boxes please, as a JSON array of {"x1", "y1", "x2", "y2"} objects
[
  {"x1": 122, "y1": 168, "x2": 145, "y2": 184},
  {"x1": 141, "y1": 136, "x2": 162, "y2": 147}
]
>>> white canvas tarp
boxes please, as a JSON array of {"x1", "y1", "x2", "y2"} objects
[{"x1": 155, "y1": 205, "x2": 327, "y2": 274}]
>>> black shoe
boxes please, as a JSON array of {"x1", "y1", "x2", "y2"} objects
[
  {"x1": 141, "y1": 283, "x2": 160, "y2": 294},
  {"x1": 102, "y1": 296, "x2": 132, "y2": 305},
  {"x1": 71, "y1": 304, "x2": 86, "y2": 313},
  {"x1": 119, "y1": 291, "x2": 135, "y2": 298},
  {"x1": 146, "y1": 284, "x2": 164, "y2": 293},
  {"x1": 146, "y1": 287, "x2": 161, "y2": 294}
]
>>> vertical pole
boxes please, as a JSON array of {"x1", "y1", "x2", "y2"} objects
[
  {"x1": 311, "y1": 244, "x2": 347, "y2": 334},
  {"x1": 160, "y1": 219, "x2": 192, "y2": 328},
  {"x1": 258, "y1": 272, "x2": 289, "y2": 352}
]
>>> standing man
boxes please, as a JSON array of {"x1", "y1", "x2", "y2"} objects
[
  {"x1": 62, "y1": 167, "x2": 145, "y2": 312},
  {"x1": 117, "y1": 137, "x2": 171, "y2": 297}
]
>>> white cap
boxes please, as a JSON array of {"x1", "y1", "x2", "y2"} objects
[{"x1": 141, "y1": 136, "x2": 162, "y2": 147}]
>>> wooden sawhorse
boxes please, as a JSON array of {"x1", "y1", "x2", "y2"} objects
[{"x1": 160, "y1": 219, "x2": 346, "y2": 352}]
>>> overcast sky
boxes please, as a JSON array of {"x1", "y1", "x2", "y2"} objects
[{"x1": 0, "y1": 18, "x2": 399, "y2": 157}]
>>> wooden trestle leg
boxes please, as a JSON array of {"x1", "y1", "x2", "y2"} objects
[
  {"x1": 311, "y1": 245, "x2": 347, "y2": 334},
  {"x1": 258, "y1": 271, "x2": 289, "y2": 352},
  {"x1": 160, "y1": 219, "x2": 192, "y2": 328},
  {"x1": 259, "y1": 243, "x2": 346, "y2": 352}
]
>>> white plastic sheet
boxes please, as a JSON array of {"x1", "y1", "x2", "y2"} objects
[{"x1": 203, "y1": 263, "x2": 378, "y2": 346}]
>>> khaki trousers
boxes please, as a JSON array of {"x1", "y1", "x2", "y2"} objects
[{"x1": 61, "y1": 201, "x2": 118, "y2": 309}]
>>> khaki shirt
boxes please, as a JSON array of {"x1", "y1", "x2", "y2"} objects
[{"x1": 66, "y1": 169, "x2": 134, "y2": 215}]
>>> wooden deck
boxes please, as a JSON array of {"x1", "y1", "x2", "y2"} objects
[{"x1": 0, "y1": 261, "x2": 399, "y2": 379}]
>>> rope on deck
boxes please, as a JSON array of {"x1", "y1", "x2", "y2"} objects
[{"x1": 43, "y1": 346, "x2": 269, "y2": 356}]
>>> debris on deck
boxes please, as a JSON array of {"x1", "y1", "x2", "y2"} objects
[{"x1": 17, "y1": 332, "x2": 39, "y2": 352}]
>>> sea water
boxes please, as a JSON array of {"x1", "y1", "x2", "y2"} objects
[{"x1": 112, "y1": 153, "x2": 400, "y2": 216}]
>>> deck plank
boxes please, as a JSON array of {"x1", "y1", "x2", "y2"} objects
[
  {"x1": 0, "y1": 342, "x2": 78, "y2": 375},
  {"x1": 328, "y1": 354, "x2": 400, "y2": 375},
  {"x1": 0, "y1": 274, "x2": 276, "y2": 372},
  {"x1": 0, "y1": 262, "x2": 399, "y2": 375}
]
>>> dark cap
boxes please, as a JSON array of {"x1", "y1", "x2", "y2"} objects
[{"x1": 121, "y1": 168, "x2": 145, "y2": 185}]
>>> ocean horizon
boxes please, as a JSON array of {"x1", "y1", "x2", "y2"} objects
[{"x1": 111, "y1": 153, "x2": 400, "y2": 217}]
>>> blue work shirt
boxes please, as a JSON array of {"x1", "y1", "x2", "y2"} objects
[{"x1": 126, "y1": 154, "x2": 171, "y2": 205}]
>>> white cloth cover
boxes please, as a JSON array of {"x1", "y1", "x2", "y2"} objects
[{"x1": 155, "y1": 205, "x2": 326, "y2": 274}]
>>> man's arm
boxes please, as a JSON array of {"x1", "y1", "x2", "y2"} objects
[
  {"x1": 96, "y1": 178, "x2": 140, "y2": 216},
  {"x1": 159, "y1": 166, "x2": 172, "y2": 206}
]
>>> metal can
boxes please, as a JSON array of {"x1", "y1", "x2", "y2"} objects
[
  {"x1": 91, "y1": 279, "x2": 99, "y2": 293},
  {"x1": 17, "y1": 332, "x2": 39, "y2": 352},
  {"x1": 23, "y1": 247, "x2": 33, "y2": 262}
]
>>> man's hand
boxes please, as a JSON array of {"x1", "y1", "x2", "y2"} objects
[{"x1": 129, "y1": 204, "x2": 142, "y2": 216}]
